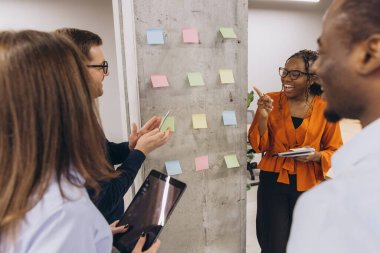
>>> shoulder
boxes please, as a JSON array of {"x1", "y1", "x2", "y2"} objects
[
  {"x1": 313, "y1": 95, "x2": 327, "y2": 109},
  {"x1": 17, "y1": 178, "x2": 112, "y2": 253}
]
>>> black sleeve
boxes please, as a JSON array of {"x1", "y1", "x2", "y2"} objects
[
  {"x1": 107, "y1": 140, "x2": 130, "y2": 165},
  {"x1": 92, "y1": 149, "x2": 146, "y2": 222}
]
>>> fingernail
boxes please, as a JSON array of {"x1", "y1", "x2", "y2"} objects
[
  {"x1": 141, "y1": 232, "x2": 146, "y2": 237},
  {"x1": 124, "y1": 224, "x2": 129, "y2": 229}
]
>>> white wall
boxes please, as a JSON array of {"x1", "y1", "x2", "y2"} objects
[
  {"x1": 248, "y1": 6, "x2": 326, "y2": 111},
  {"x1": 0, "y1": 0, "x2": 125, "y2": 142}
]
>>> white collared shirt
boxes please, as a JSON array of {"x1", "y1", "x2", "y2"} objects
[
  {"x1": 8, "y1": 175, "x2": 112, "y2": 253},
  {"x1": 287, "y1": 119, "x2": 380, "y2": 253}
]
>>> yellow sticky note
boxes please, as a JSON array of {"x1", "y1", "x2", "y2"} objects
[
  {"x1": 224, "y1": 154, "x2": 240, "y2": 168},
  {"x1": 219, "y1": 69, "x2": 235, "y2": 84},
  {"x1": 219, "y1": 27, "x2": 237, "y2": 39},
  {"x1": 188, "y1": 72, "x2": 205, "y2": 86},
  {"x1": 192, "y1": 114, "x2": 207, "y2": 129},
  {"x1": 160, "y1": 116, "x2": 175, "y2": 132}
]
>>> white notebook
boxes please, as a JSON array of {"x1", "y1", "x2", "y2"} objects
[{"x1": 274, "y1": 147, "x2": 315, "y2": 157}]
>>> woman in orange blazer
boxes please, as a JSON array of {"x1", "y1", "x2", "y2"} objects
[{"x1": 248, "y1": 50, "x2": 342, "y2": 253}]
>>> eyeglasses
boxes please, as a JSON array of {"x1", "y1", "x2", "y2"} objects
[
  {"x1": 279, "y1": 67, "x2": 309, "y2": 80},
  {"x1": 87, "y1": 60, "x2": 108, "y2": 75}
]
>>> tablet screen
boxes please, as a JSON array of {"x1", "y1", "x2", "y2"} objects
[{"x1": 114, "y1": 170, "x2": 186, "y2": 252}]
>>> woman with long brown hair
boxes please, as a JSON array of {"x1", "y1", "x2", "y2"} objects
[{"x1": 0, "y1": 30, "x2": 119, "y2": 252}]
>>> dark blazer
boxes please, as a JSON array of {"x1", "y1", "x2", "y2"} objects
[{"x1": 88, "y1": 141, "x2": 145, "y2": 224}]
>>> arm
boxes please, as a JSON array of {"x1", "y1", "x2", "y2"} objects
[
  {"x1": 107, "y1": 141, "x2": 130, "y2": 165},
  {"x1": 248, "y1": 112, "x2": 270, "y2": 152},
  {"x1": 94, "y1": 149, "x2": 146, "y2": 221},
  {"x1": 319, "y1": 121, "x2": 343, "y2": 177},
  {"x1": 248, "y1": 87, "x2": 273, "y2": 152},
  {"x1": 94, "y1": 129, "x2": 171, "y2": 222},
  {"x1": 106, "y1": 116, "x2": 162, "y2": 165},
  {"x1": 26, "y1": 200, "x2": 112, "y2": 253}
]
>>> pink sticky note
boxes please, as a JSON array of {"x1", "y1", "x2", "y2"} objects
[
  {"x1": 151, "y1": 74, "x2": 169, "y2": 88},
  {"x1": 195, "y1": 155, "x2": 209, "y2": 171},
  {"x1": 182, "y1": 28, "x2": 199, "y2": 43}
]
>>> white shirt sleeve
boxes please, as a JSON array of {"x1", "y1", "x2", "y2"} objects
[{"x1": 20, "y1": 192, "x2": 112, "y2": 253}]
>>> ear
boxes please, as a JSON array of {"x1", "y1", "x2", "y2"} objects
[
  {"x1": 307, "y1": 74, "x2": 318, "y2": 85},
  {"x1": 356, "y1": 34, "x2": 380, "y2": 75}
]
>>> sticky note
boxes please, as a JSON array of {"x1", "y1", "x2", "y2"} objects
[
  {"x1": 165, "y1": 160, "x2": 182, "y2": 176},
  {"x1": 182, "y1": 28, "x2": 199, "y2": 43},
  {"x1": 219, "y1": 27, "x2": 237, "y2": 39},
  {"x1": 146, "y1": 29, "x2": 164, "y2": 45},
  {"x1": 222, "y1": 111, "x2": 237, "y2": 126},
  {"x1": 188, "y1": 72, "x2": 205, "y2": 86},
  {"x1": 151, "y1": 74, "x2": 169, "y2": 88},
  {"x1": 192, "y1": 114, "x2": 207, "y2": 129},
  {"x1": 195, "y1": 155, "x2": 209, "y2": 171},
  {"x1": 224, "y1": 154, "x2": 240, "y2": 168},
  {"x1": 219, "y1": 69, "x2": 235, "y2": 84},
  {"x1": 160, "y1": 116, "x2": 175, "y2": 132}
]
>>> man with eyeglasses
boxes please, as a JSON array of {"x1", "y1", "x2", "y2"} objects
[{"x1": 55, "y1": 28, "x2": 168, "y2": 252}]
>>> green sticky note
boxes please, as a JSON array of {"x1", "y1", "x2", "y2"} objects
[
  {"x1": 219, "y1": 27, "x2": 237, "y2": 39},
  {"x1": 188, "y1": 72, "x2": 205, "y2": 86},
  {"x1": 160, "y1": 116, "x2": 175, "y2": 132},
  {"x1": 219, "y1": 69, "x2": 235, "y2": 84},
  {"x1": 192, "y1": 114, "x2": 207, "y2": 129},
  {"x1": 224, "y1": 154, "x2": 240, "y2": 168}
]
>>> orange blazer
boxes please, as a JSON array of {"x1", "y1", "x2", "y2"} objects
[{"x1": 248, "y1": 92, "x2": 343, "y2": 191}]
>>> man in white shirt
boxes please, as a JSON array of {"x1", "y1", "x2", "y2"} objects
[{"x1": 287, "y1": 0, "x2": 380, "y2": 252}]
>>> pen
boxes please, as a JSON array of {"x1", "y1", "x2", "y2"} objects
[{"x1": 159, "y1": 110, "x2": 170, "y2": 129}]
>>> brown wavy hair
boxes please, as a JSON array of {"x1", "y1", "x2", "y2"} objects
[{"x1": 0, "y1": 30, "x2": 116, "y2": 248}]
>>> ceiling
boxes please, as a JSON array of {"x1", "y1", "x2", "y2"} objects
[{"x1": 248, "y1": 0, "x2": 333, "y2": 12}]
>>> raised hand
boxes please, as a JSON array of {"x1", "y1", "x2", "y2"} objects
[
  {"x1": 134, "y1": 128, "x2": 171, "y2": 155},
  {"x1": 129, "y1": 116, "x2": 162, "y2": 149},
  {"x1": 253, "y1": 86, "x2": 274, "y2": 119}
]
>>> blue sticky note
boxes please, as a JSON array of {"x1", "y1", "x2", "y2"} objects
[
  {"x1": 146, "y1": 29, "x2": 164, "y2": 45},
  {"x1": 222, "y1": 111, "x2": 237, "y2": 126},
  {"x1": 165, "y1": 160, "x2": 182, "y2": 176}
]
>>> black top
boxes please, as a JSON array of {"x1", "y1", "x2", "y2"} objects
[
  {"x1": 291, "y1": 116, "x2": 303, "y2": 129},
  {"x1": 87, "y1": 141, "x2": 146, "y2": 224}
]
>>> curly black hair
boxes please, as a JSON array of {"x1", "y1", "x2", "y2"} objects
[{"x1": 286, "y1": 49, "x2": 323, "y2": 96}]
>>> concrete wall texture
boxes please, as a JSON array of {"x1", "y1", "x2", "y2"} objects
[{"x1": 133, "y1": 0, "x2": 248, "y2": 252}]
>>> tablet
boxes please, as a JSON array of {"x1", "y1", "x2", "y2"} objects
[
  {"x1": 113, "y1": 170, "x2": 186, "y2": 253},
  {"x1": 273, "y1": 147, "x2": 315, "y2": 157}
]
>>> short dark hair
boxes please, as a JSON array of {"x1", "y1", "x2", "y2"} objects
[
  {"x1": 55, "y1": 28, "x2": 102, "y2": 60},
  {"x1": 339, "y1": 0, "x2": 380, "y2": 46}
]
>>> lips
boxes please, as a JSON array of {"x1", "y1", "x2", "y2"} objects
[{"x1": 284, "y1": 84, "x2": 295, "y2": 92}]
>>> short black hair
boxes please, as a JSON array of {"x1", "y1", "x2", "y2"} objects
[
  {"x1": 55, "y1": 28, "x2": 102, "y2": 60},
  {"x1": 339, "y1": 0, "x2": 380, "y2": 46}
]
